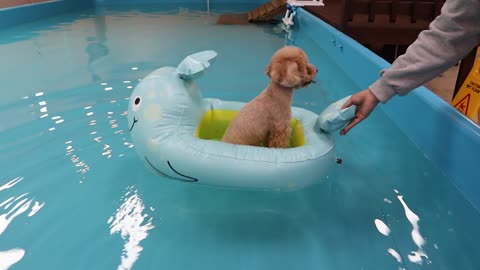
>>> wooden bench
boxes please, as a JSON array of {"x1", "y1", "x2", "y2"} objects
[
  {"x1": 217, "y1": 0, "x2": 286, "y2": 25},
  {"x1": 248, "y1": 0, "x2": 286, "y2": 22}
]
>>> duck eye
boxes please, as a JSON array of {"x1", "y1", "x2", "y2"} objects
[{"x1": 132, "y1": 96, "x2": 142, "y2": 111}]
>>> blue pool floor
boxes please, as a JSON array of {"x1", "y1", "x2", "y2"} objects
[{"x1": 0, "y1": 5, "x2": 479, "y2": 270}]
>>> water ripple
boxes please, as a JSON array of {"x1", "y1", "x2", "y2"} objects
[
  {"x1": 0, "y1": 248, "x2": 25, "y2": 270},
  {"x1": 108, "y1": 187, "x2": 154, "y2": 270},
  {"x1": 0, "y1": 176, "x2": 45, "y2": 269}
]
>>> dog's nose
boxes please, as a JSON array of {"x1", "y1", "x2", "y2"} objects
[{"x1": 316, "y1": 68, "x2": 318, "y2": 73}]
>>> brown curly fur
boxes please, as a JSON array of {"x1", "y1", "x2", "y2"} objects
[{"x1": 221, "y1": 46, "x2": 317, "y2": 148}]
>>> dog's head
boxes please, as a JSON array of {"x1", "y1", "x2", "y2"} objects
[{"x1": 265, "y1": 46, "x2": 317, "y2": 89}]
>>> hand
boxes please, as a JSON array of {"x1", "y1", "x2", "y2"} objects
[{"x1": 340, "y1": 89, "x2": 380, "y2": 135}]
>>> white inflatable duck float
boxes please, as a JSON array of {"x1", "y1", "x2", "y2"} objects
[{"x1": 127, "y1": 50, "x2": 355, "y2": 190}]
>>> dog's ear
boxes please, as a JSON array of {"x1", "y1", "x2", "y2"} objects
[
  {"x1": 268, "y1": 61, "x2": 302, "y2": 88},
  {"x1": 265, "y1": 63, "x2": 272, "y2": 77},
  {"x1": 278, "y1": 61, "x2": 303, "y2": 88},
  {"x1": 284, "y1": 61, "x2": 303, "y2": 87},
  {"x1": 266, "y1": 62, "x2": 282, "y2": 83}
]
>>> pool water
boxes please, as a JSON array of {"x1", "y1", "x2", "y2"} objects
[{"x1": 1, "y1": 5, "x2": 479, "y2": 270}]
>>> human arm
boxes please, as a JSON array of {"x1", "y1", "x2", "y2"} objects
[{"x1": 341, "y1": 0, "x2": 480, "y2": 135}]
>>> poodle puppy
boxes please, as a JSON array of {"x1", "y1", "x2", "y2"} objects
[{"x1": 222, "y1": 46, "x2": 317, "y2": 148}]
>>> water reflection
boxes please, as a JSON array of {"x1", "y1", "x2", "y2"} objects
[
  {"x1": 102, "y1": 144, "x2": 112, "y2": 158},
  {"x1": 374, "y1": 189, "x2": 431, "y2": 268},
  {"x1": 395, "y1": 190, "x2": 430, "y2": 265},
  {"x1": 374, "y1": 219, "x2": 390, "y2": 236},
  {"x1": 65, "y1": 140, "x2": 90, "y2": 180},
  {"x1": 62, "y1": 93, "x2": 132, "y2": 181},
  {"x1": 86, "y1": 11, "x2": 109, "y2": 82},
  {"x1": 387, "y1": 248, "x2": 403, "y2": 264},
  {"x1": 0, "y1": 249, "x2": 25, "y2": 270},
  {"x1": 0, "y1": 177, "x2": 23, "y2": 192},
  {"x1": 108, "y1": 187, "x2": 154, "y2": 270},
  {"x1": 0, "y1": 176, "x2": 45, "y2": 269},
  {"x1": 33, "y1": 92, "x2": 66, "y2": 130}
]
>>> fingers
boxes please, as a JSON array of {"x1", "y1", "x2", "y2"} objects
[
  {"x1": 340, "y1": 117, "x2": 362, "y2": 136},
  {"x1": 341, "y1": 98, "x2": 354, "y2": 109}
]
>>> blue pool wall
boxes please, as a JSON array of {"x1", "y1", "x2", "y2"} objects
[
  {"x1": 92, "y1": 0, "x2": 264, "y2": 11},
  {"x1": 93, "y1": 0, "x2": 265, "y2": 4},
  {"x1": 0, "y1": 0, "x2": 94, "y2": 28},
  {"x1": 295, "y1": 9, "x2": 480, "y2": 210},
  {"x1": 94, "y1": 0, "x2": 259, "y2": 3},
  {"x1": 0, "y1": 0, "x2": 265, "y2": 28},
  {"x1": 2, "y1": 0, "x2": 479, "y2": 210}
]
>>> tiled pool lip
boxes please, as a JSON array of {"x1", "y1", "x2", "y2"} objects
[
  {"x1": 0, "y1": 0, "x2": 55, "y2": 10},
  {"x1": 0, "y1": 0, "x2": 264, "y2": 28},
  {"x1": 0, "y1": 0, "x2": 92, "y2": 28}
]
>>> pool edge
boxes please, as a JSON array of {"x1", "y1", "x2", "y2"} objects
[
  {"x1": 0, "y1": 0, "x2": 94, "y2": 29},
  {"x1": 296, "y1": 8, "x2": 480, "y2": 211}
]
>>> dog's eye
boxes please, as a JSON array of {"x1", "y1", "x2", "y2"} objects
[{"x1": 132, "y1": 96, "x2": 142, "y2": 112}]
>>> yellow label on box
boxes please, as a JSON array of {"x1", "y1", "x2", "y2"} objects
[{"x1": 452, "y1": 61, "x2": 480, "y2": 123}]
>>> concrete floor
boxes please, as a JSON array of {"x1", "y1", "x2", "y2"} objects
[
  {"x1": 424, "y1": 48, "x2": 480, "y2": 103},
  {"x1": 424, "y1": 65, "x2": 459, "y2": 102}
]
